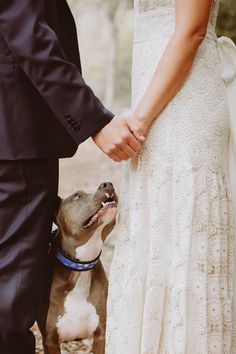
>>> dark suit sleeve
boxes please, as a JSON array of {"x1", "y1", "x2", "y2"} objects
[{"x1": 0, "y1": 0, "x2": 114, "y2": 144}]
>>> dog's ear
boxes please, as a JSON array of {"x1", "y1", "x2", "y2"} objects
[{"x1": 54, "y1": 195, "x2": 62, "y2": 225}]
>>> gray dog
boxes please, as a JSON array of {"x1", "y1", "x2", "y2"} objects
[{"x1": 37, "y1": 182, "x2": 118, "y2": 354}]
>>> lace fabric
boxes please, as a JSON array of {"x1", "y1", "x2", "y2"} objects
[
  {"x1": 136, "y1": 0, "x2": 219, "y2": 26},
  {"x1": 106, "y1": 0, "x2": 235, "y2": 353},
  {"x1": 136, "y1": 0, "x2": 174, "y2": 13}
]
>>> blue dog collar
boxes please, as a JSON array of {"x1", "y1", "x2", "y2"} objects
[{"x1": 55, "y1": 247, "x2": 102, "y2": 272}]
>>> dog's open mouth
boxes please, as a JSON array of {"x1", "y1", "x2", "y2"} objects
[{"x1": 83, "y1": 193, "x2": 117, "y2": 229}]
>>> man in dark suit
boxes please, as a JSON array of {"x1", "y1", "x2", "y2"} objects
[{"x1": 0, "y1": 1, "x2": 142, "y2": 353}]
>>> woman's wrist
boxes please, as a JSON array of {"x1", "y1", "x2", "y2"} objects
[
  {"x1": 126, "y1": 114, "x2": 151, "y2": 137},
  {"x1": 132, "y1": 112, "x2": 153, "y2": 133}
]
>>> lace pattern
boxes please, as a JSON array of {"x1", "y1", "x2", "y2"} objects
[
  {"x1": 106, "y1": 0, "x2": 235, "y2": 353},
  {"x1": 136, "y1": 0, "x2": 174, "y2": 13},
  {"x1": 136, "y1": 0, "x2": 219, "y2": 24}
]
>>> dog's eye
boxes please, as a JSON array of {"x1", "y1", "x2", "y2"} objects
[{"x1": 74, "y1": 193, "x2": 81, "y2": 200}]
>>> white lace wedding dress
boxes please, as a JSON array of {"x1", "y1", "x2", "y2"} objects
[{"x1": 106, "y1": 0, "x2": 236, "y2": 353}]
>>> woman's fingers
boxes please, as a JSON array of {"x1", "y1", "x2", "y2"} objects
[
  {"x1": 127, "y1": 134, "x2": 143, "y2": 152},
  {"x1": 132, "y1": 131, "x2": 146, "y2": 142},
  {"x1": 108, "y1": 147, "x2": 130, "y2": 162},
  {"x1": 110, "y1": 153, "x2": 121, "y2": 162},
  {"x1": 116, "y1": 150, "x2": 130, "y2": 161},
  {"x1": 123, "y1": 144, "x2": 138, "y2": 158},
  {"x1": 125, "y1": 117, "x2": 147, "y2": 143},
  {"x1": 109, "y1": 141, "x2": 137, "y2": 161}
]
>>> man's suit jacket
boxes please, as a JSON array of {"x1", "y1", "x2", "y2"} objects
[{"x1": 0, "y1": 0, "x2": 113, "y2": 159}]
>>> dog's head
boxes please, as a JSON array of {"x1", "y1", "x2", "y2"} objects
[{"x1": 55, "y1": 182, "x2": 118, "y2": 248}]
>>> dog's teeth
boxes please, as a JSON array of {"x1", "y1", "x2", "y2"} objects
[{"x1": 101, "y1": 200, "x2": 116, "y2": 207}]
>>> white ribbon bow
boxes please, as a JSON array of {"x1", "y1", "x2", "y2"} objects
[
  {"x1": 217, "y1": 36, "x2": 236, "y2": 84},
  {"x1": 217, "y1": 36, "x2": 236, "y2": 144},
  {"x1": 217, "y1": 36, "x2": 236, "y2": 203},
  {"x1": 217, "y1": 35, "x2": 236, "y2": 336}
]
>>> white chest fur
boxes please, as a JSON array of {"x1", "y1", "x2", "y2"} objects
[
  {"x1": 56, "y1": 271, "x2": 99, "y2": 342},
  {"x1": 75, "y1": 227, "x2": 103, "y2": 262}
]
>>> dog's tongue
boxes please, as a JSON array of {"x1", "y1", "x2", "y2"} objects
[
  {"x1": 98, "y1": 208, "x2": 105, "y2": 217},
  {"x1": 84, "y1": 201, "x2": 117, "y2": 228},
  {"x1": 89, "y1": 203, "x2": 106, "y2": 221},
  {"x1": 99, "y1": 204, "x2": 117, "y2": 219}
]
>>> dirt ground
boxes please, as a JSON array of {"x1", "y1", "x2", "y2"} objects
[{"x1": 33, "y1": 139, "x2": 121, "y2": 353}]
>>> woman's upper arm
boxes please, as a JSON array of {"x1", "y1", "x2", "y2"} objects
[{"x1": 175, "y1": 0, "x2": 213, "y2": 39}]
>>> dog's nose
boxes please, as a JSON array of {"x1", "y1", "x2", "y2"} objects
[{"x1": 99, "y1": 182, "x2": 113, "y2": 190}]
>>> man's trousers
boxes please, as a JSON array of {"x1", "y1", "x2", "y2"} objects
[{"x1": 0, "y1": 159, "x2": 59, "y2": 354}]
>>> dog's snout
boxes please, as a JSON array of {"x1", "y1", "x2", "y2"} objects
[{"x1": 99, "y1": 182, "x2": 113, "y2": 191}]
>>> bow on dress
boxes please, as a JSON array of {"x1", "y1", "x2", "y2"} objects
[{"x1": 217, "y1": 35, "x2": 236, "y2": 335}]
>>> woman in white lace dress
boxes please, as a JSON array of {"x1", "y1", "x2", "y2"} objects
[{"x1": 106, "y1": 0, "x2": 236, "y2": 353}]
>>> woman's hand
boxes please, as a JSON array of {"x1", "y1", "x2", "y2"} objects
[
  {"x1": 125, "y1": 116, "x2": 148, "y2": 142},
  {"x1": 92, "y1": 116, "x2": 143, "y2": 162}
]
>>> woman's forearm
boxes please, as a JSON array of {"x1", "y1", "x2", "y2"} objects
[{"x1": 132, "y1": 31, "x2": 205, "y2": 129}]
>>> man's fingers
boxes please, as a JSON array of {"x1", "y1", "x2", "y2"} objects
[
  {"x1": 119, "y1": 127, "x2": 143, "y2": 154},
  {"x1": 122, "y1": 144, "x2": 138, "y2": 158},
  {"x1": 127, "y1": 134, "x2": 142, "y2": 153},
  {"x1": 110, "y1": 154, "x2": 121, "y2": 162},
  {"x1": 95, "y1": 117, "x2": 145, "y2": 162},
  {"x1": 108, "y1": 133, "x2": 136, "y2": 160},
  {"x1": 108, "y1": 150, "x2": 126, "y2": 162},
  {"x1": 110, "y1": 132, "x2": 141, "y2": 159},
  {"x1": 116, "y1": 150, "x2": 130, "y2": 161},
  {"x1": 126, "y1": 130, "x2": 143, "y2": 152},
  {"x1": 108, "y1": 146, "x2": 134, "y2": 161}
]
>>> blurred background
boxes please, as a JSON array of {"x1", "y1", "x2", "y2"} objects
[
  {"x1": 35, "y1": 1, "x2": 236, "y2": 352},
  {"x1": 67, "y1": 0, "x2": 236, "y2": 112}
]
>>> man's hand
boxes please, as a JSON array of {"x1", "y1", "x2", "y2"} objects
[{"x1": 92, "y1": 116, "x2": 144, "y2": 162}]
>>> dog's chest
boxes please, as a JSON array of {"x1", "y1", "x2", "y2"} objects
[{"x1": 56, "y1": 271, "x2": 99, "y2": 342}]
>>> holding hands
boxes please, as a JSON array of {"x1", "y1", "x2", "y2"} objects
[{"x1": 92, "y1": 115, "x2": 147, "y2": 162}]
